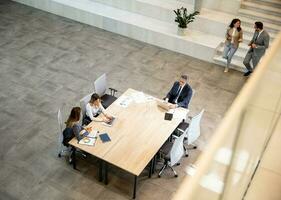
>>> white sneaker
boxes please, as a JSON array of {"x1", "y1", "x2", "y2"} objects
[{"x1": 224, "y1": 67, "x2": 229, "y2": 73}]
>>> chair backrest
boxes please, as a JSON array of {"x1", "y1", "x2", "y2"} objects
[
  {"x1": 58, "y1": 109, "x2": 63, "y2": 135},
  {"x1": 187, "y1": 89, "x2": 195, "y2": 110},
  {"x1": 94, "y1": 73, "x2": 107, "y2": 97},
  {"x1": 79, "y1": 93, "x2": 93, "y2": 120},
  {"x1": 57, "y1": 109, "x2": 64, "y2": 150},
  {"x1": 170, "y1": 133, "x2": 186, "y2": 166},
  {"x1": 186, "y1": 109, "x2": 204, "y2": 145}
]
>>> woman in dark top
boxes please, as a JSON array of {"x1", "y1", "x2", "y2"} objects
[{"x1": 65, "y1": 107, "x2": 88, "y2": 141}]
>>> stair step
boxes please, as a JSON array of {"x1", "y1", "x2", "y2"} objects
[
  {"x1": 238, "y1": 16, "x2": 281, "y2": 34},
  {"x1": 245, "y1": 0, "x2": 281, "y2": 9},
  {"x1": 240, "y1": 42, "x2": 250, "y2": 51},
  {"x1": 217, "y1": 42, "x2": 247, "y2": 55},
  {"x1": 216, "y1": 44, "x2": 248, "y2": 62},
  {"x1": 242, "y1": 1, "x2": 281, "y2": 17},
  {"x1": 238, "y1": 8, "x2": 281, "y2": 26},
  {"x1": 90, "y1": 0, "x2": 194, "y2": 23},
  {"x1": 242, "y1": 27, "x2": 276, "y2": 43},
  {"x1": 213, "y1": 56, "x2": 245, "y2": 72},
  {"x1": 242, "y1": 25, "x2": 277, "y2": 37}
]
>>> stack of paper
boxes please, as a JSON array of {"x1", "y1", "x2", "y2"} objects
[
  {"x1": 115, "y1": 95, "x2": 133, "y2": 108},
  {"x1": 131, "y1": 91, "x2": 155, "y2": 103},
  {"x1": 78, "y1": 130, "x2": 98, "y2": 146},
  {"x1": 172, "y1": 109, "x2": 189, "y2": 120},
  {"x1": 79, "y1": 137, "x2": 96, "y2": 146},
  {"x1": 131, "y1": 92, "x2": 146, "y2": 103}
]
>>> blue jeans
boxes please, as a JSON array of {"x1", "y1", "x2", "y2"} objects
[{"x1": 223, "y1": 42, "x2": 237, "y2": 68}]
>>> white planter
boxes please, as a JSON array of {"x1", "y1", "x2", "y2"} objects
[{"x1": 177, "y1": 27, "x2": 187, "y2": 36}]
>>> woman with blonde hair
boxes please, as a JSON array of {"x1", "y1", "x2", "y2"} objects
[
  {"x1": 85, "y1": 93, "x2": 113, "y2": 124},
  {"x1": 222, "y1": 18, "x2": 243, "y2": 72}
]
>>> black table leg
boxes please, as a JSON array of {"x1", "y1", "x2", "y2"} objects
[
  {"x1": 133, "y1": 175, "x2": 137, "y2": 199},
  {"x1": 99, "y1": 160, "x2": 103, "y2": 182},
  {"x1": 152, "y1": 155, "x2": 157, "y2": 174},
  {"x1": 72, "y1": 147, "x2": 77, "y2": 170},
  {"x1": 149, "y1": 158, "x2": 153, "y2": 178},
  {"x1": 104, "y1": 162, "x2": 108, "y2": 185}
]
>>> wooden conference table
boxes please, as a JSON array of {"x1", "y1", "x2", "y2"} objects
[{"x1": 69, "y1": 88, "x2": 188, "y2": 198}]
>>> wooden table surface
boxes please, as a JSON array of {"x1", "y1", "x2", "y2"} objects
[{"x1": 69, "y1": 88, "x2": 187, "y2": 176}]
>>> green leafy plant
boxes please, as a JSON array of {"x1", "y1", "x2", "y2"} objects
[{"x1": 174, "y1": 8, "x2": 200, "y2": 28}]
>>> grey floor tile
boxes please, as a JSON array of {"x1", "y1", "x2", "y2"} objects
[{"x1": 0, "y1": 1, "x2": 246, "y2": 199}]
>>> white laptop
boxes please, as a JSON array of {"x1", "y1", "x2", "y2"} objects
[{"x1": 156, "y1": 99, "x2": 171, "y2": 111}]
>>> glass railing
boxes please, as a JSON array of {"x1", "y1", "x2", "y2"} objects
[{"x1": 173, "y1": 31, "x2": 281, "y2": 200}]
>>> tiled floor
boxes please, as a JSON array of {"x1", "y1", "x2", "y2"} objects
[{"x1": 0, "y1": 1, "x2": 246, "y2": 199}]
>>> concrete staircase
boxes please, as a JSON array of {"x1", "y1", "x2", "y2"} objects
[
  {"x1": 214, "y1": 0, "x2": 281, "y2": 71},
  {"x1": 13, "y1": 0, "x2": 281, "y2": 72}
]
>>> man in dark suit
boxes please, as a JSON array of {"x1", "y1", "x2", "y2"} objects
[
  {"x1": 165, "y1": 74, "x2": 193, "y2": 108},
  {"x1": 243, "y1": 21, "x2": 270, "y2": 76}
]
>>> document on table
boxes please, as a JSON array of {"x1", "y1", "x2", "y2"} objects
[
  {"x1": 131, "y1": 91, "x2": 155, "y2": 103},
  {"x1": 169, "y1": 108, "x2": 189, "y2": 120},
  {"x1": 79, "y1": 137, "x2": 97, "y2": 146},
  {"x1": 87, "y1": 130, "x2": 98, "y2": 138},
  {"x1": 131, "y1": 91, "x2": 146, "y2": 103},
  {"x1": 115, "y1": 95, "x2": 133, "y2": 108},
  {"x1": 78, "y1": 130, "x2": 98, "y2": 146}
]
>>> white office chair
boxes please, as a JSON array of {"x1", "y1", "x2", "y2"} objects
[
  {"x1": 57, "y1": 108, "x2": 69, "y2": 158},
  {"x1": 79, "y1": 93, "x2": 93, "y2": 125},
  {"x1": 177, "y1": 109, "x2": 204, "y2": 157},
  {"x1": 158, "y1": 133, "x2": 185, "y2": 177},
  {"x1": 188, "y1": 89, "x2": 195, "y2": 109},
  {"x1": 58, "y1": 107, "x2": 86, "y2": 162},
  {"x1": 173, "y1": 89, "x2": 195, "y2": 138},
  {"x1": 94, "y1": 73, "x2": 117, "y2": 108}
]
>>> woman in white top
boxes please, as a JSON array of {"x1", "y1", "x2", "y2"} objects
[
  {"x1": 85, "y1": 93, "x2": 113, "y2": 123},
  {"x1": 222, "y1": 18, "x2": 243, "y2": 72}
]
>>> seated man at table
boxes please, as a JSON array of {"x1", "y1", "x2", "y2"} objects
[{"x1": 165, "y1": 74, "x2": 193, "y2": 109}]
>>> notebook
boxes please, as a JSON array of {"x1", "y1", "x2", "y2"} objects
[
  {"x1": 78, "y1": 137, "x2": 96, "y2": 146},
  {"x1": 99, "y1": 133, "x2": 111, "y2": 143},
  {"x1": 164, "y1": 112, "x2": 173, "y2": 121}
]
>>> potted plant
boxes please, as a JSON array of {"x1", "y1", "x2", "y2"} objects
[{"x1": 174, "y1": 7, "x2": 199, "y2": 36}]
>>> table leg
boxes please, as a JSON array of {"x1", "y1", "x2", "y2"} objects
[
  {"x1": 99, "y1": 160, "x2": 103, "y2": 182},
  {"x1": 104, "y1": 162, "x2": 108, "y2": 185},
  {"x1": 72, "y1": 147, "x2": 76, "y2": 170},
  {"x1": 149, "y1": 158, "x2": 153, "y2": 178},
  {"x1": 152, "y1": 155, "x2": 157, "y2": 174},
  {"x1": 133, "y1": 175, "x2": 137, "y2": 199}
]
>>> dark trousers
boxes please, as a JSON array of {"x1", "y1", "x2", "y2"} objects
[{"x1": 243, "y1": 50, "x2": 262, "y2": 72}]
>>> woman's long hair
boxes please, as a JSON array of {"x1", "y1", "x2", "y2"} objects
[
  {"x1": 89, "y1": 93, "x2": 100, "y2": 104},
  {"x1": 65, "y1": 107, "x2": 81, "y2": 128},
  {"x1": 229, "y1": 18, "x2": 242, "y2": 32}
]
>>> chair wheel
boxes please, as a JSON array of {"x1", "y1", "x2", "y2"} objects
[
  {"x1": 177, "y1": 163, "x2": 180, "y2": 166},
  {"x1": 185, "y1": 154, "x2": 189, "y2": 157},
  {"x1": 58, "y1": 153, "x2": 61, "y2": 158},
  {"x1": 158, "y1": 175, "x2": 161, "y2": 178},
  {"x1": 193, "y1": 146, "x2": 197, "y2": 149},
  {"x1": 175, "y1": 174, "x2": 178, "y2": 178}
]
